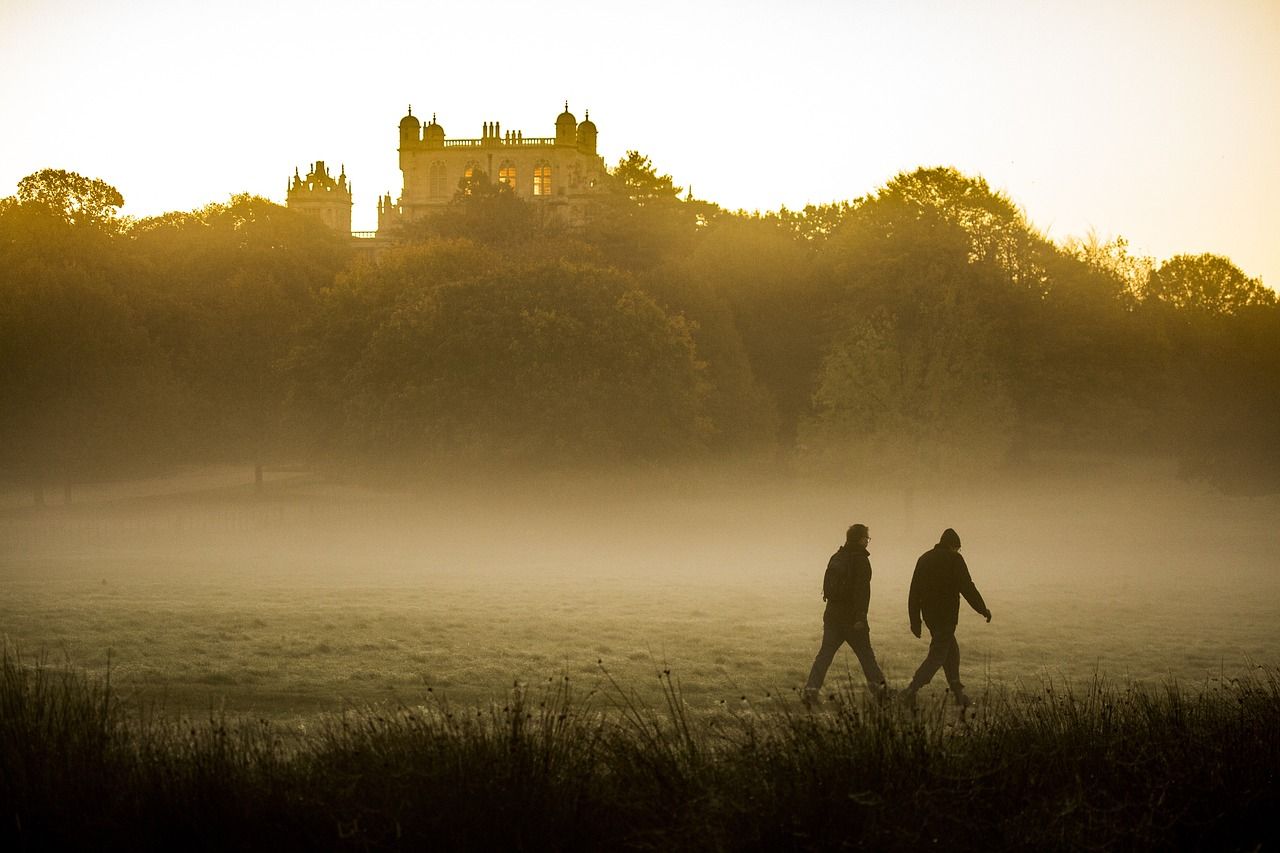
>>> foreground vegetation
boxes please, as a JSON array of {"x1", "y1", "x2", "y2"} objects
[{"x1": 2, "y1": 647, "x2": 1276, "y2": 851}]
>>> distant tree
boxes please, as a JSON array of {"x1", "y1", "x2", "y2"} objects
[
  {"x1": 801, "y1": 292, "x2": 1017, "y2": 480},
  {"x1": 583, "y1": 152, "x2": 716, "y2": 270},
  {"x1": 0, "y1": 174, "x2": 176, "y2": 503},
  {"x1": 1143, "y1": 253, "x2": 1275, "y2": 315},
  {"x1": 1062, "y1": 232, "x2": 1153, "y2": 307},
  {"x1": 611, "y1": 151, "x2": 683, "y2": 204},
  {"x1": 1134, "y1": 254, "x2": 1280, "y2": 491},
  {"x1": 1167, "y1": 297, "x2": 1280, "y2": 492},
  {"x1": 288, "y1": 241, "x2": 712, "y2": 471},
  {"x1": 15, "y1": 169, "x2": 125, "y2": 230},
  {"x1": 649, "y1": 215, "x2": 821, "y2": 448},
  {"x1": 834, "y1": 167, "x2": 1052, "y2": 293},
  {"x1": 129, "y1": 195, "x2": 348, "y2": 489},
  {"x1": 759, "y1": 201, "x2": 857, "y2": 245},
  {"x1": 393, "y1": 170, "x2": 540, "y2": 246}
]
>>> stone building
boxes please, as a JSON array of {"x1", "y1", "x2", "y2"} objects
[
  {"x1": 287, "y1": 104, "x2": 603, "y2": 248},
  {"x1": 285, "y1": 160, "x2": 352, "y2": 234},
  {"x1": 376, "y1": 103, "x2": 605, "y2": 234}
]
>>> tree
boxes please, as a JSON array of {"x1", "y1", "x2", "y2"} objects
[
  {"x1": 128, "y1": 195, "x2": 348, "y2": 489},
  {"x1": 648, "y1": 215, "x2": 819, "y2": 449},
  {"x1": 393, "y1": 170, "x2": 540, "y2": 246},
  {"x1": 1062, "y1": 232, "x2": 1153, "y2": 307},
  {"x1": 833, "y1": 167, "x2": 1053, "y2": 294},
  {"x1": 610, "y1": 151, "x2": 683, "y2": 204},
  {"x1": 759, "y1": 201, "x2": 857, "y2": 245},
  {"x1": 288, "y1": 241, "x2": 713, "y2": 472},
  {"x1": 15, "y1": 168, "x2": 125, "y2": 230},
  {"x1": 1143, "y1": 253, "x2": 1275, "y2": 315},
  {"x1": 1136, "y1": 255, "x2": 1280, "y2": 491},
  {"x1": 583, "y1": 152, "x2": 717, "y2": 270},
  {"x1": 0, "y1": 176, "x2": 177, "y2": 503},
  {"x1": 801, "y1": 294, "x2": 1017, "y2": 480}
]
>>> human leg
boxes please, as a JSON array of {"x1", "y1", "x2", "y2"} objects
[
  {"x1": 847, "y1": 622, "x2": 886, "y2": 690},
  {"x1": 943, "y1": 635, "x2": 963, "y2": 693},
  {"x1": 905, "y1": 627, "x2": 955, "y2": 694},
  {"x1": 942, "y1": 636, "x2": 971, "y2": 706},
  {"x1": 804, "y1": 623, "x2": 846, "y2": 692}
]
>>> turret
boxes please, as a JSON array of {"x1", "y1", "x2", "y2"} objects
[
  {"x1": 576, "y1": 110, "x2": 597, "y2": 155},
  {"x1": 555, "y1": 101, "x2": 577, "y2": 146},
  {"x1": 399, "y1": 106, "x2": 421, "y2": 145},
  {"x1": 399, "y1": 107, "x2": 421, "y2": 172},
  {"x1": 423, "y1": 113, "x2": 444, "y2": 148}
]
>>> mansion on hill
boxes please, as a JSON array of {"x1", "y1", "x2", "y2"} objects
[{"x1": 285, "y1": 103, "x2": 606, "y2": 242}]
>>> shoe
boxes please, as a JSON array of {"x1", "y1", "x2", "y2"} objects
[
  {"x1": 898, "y1": 689, "x2": 917, "y2": 710},
  {"x1": 802, "y1": 687, "x2": 820, "y2": 708},
  {"x1": 953, "y1": 690, "x2": 972, "y2": 709}
]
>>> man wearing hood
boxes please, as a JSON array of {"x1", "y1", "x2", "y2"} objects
[
  {"x1": 903, "y1": 527, "x2": 992, "y2": 708},
  {"x1": 803, "y1": 523, "x2": 888, "y2": 703}
]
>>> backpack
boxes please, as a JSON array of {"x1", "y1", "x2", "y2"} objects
[{"x1": 822, "y1": 548, "x2": 851, "y2": 602}]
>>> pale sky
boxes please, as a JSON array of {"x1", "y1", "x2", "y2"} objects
[{"x1": 2, "y1": 0, "x2": 1277, "y2": 286}]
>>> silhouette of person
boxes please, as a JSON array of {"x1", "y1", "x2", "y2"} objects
[
  {"x1": 803, "y1": 523, "x2": 888, "y2": 704},
  {"x1": 902, "y1": 528, "x2": 991, "y2": 708}
]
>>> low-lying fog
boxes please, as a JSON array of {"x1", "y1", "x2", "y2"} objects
[{"x1": 2, "y1": 461, "x2": 1276, "y2": 714}]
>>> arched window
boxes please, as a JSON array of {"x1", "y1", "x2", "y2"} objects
[
  {"x1": 429, "y1": 161, "x2": 447, "y2": 198},
  {"x1": 498, "y1": 161, "x2": 517, "y2": 189},
  {"x1": 533, "y1": 163, "x2": 552, "y2": 196}
]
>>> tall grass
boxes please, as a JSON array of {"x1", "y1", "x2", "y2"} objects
[{"x1": 2, "y1": 646, "x2": 1276, "y2": 850}]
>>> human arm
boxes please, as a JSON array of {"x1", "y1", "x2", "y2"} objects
[
  {"x1": 850, "y1": 553, "x2": 872, "y2": 623},
  {"x1": 956, "y1": 555, "x2": 991, "y2": 621},
  {"x1": 907, "y1": 559, "x2": 923, "y2": 637}
]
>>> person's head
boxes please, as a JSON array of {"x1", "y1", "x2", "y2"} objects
[
  {"x1": 847, "y1": 524, "x2": 870, "y2": 548},
  {"x1": 939, "y1": 528, "x2": 961, "y2": 550}
]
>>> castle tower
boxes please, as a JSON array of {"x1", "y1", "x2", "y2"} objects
[{"x1": 286, "y1": 160, "x2": 353, "y2": 234}]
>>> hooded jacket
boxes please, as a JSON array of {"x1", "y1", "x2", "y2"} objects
[{"x1": 908, "y1": 545, "x2": 989, "y2": 632}]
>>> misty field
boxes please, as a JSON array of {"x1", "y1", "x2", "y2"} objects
[
  {"x1": 2, "y1": 462, "x2": 1277, "y2": 717},
  {"x1": 3, "y1": 463, "x2": 1279, "y2": 849}
]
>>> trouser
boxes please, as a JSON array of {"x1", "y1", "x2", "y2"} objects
[
  {"x1": 805, "y1": 619, "x2": 885, "y2": 691},
  {"x1": 907, "y1": 626, "x2": 964, "y2": 694}
]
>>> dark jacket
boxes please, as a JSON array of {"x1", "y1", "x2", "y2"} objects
[
  {"x1": 908, "y1": 545, "x2": 988, "y2": 632},
  {"x1": 823, "y1": 545, "x2": 872, "y2": 625}
]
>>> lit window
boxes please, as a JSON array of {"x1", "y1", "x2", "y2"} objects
[
  {"x1": 498, "y1": 161, "x2": 516, "y2": 189},
  {"x1": 533, "y1": 163, "x2": 552, "y2": 196},
  {"x1": 462, "y1": 161, "x2": 481, "y2": 196}
]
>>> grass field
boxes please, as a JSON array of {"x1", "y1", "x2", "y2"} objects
[
  {"x1": 2, "y1": 463, "x2": 1279, "y2": 849},
  {"x1": 2, "y1": 462, "x2": 1277, "y2": 718}
]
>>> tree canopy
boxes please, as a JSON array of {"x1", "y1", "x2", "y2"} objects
[
  {"x1": 1143, "y1": 253, "x2": 1275, "y2": 315},
  {"x1": 14, "y1": 168, "x2": 125, "y2": 230},
  {"x1": 2, "y1": 162, "x2": 1277, "y2": 494}
]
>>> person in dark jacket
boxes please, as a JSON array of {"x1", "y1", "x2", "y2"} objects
[
  {"x1": 903, "y1": 528, "x2": 991, "y2": 708},
  {"x1": 803, "y1": 523, "x2": 888, "y2": 703}
]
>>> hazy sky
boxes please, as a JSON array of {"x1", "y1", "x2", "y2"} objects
[{"x1": 2, "y1": 0, "x2": 1277, "y2": 285}]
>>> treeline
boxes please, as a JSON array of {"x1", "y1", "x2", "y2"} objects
[{"x1": 2, "y1": 159, "x2": 1277, "y2": 497}]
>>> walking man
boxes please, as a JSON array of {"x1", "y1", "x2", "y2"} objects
[
  {"x1": 804, "y1": 523, "x2": 888, "y2": 704},
  {"x1": 903, "y1": 528, "x2": 991, "y2": 708}
]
